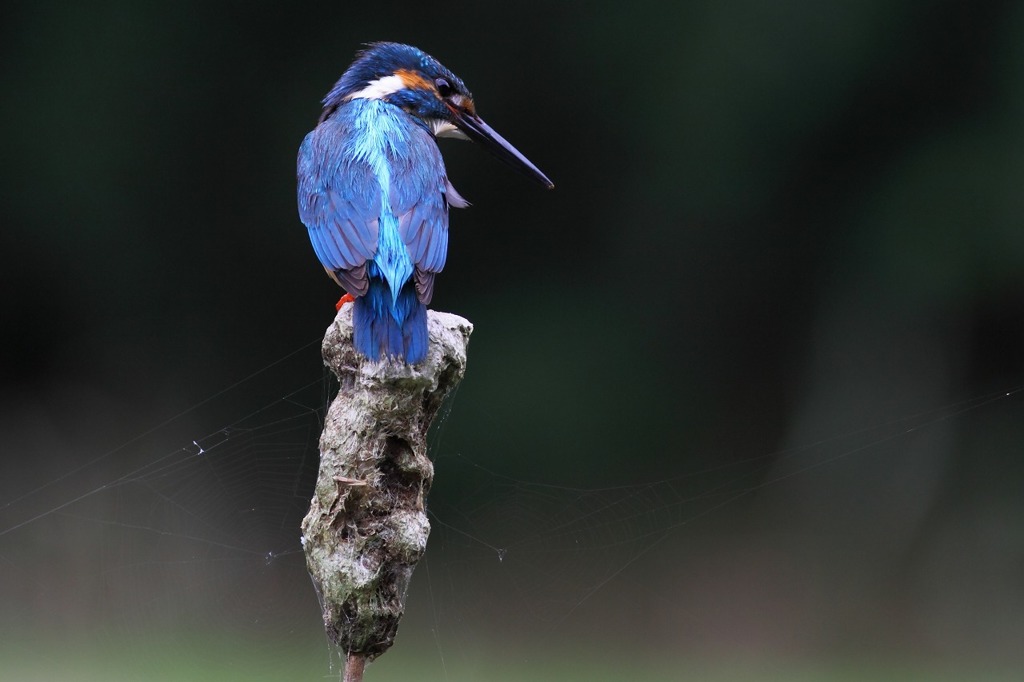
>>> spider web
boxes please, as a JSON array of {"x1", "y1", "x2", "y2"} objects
[{"x1": 0, "y1": 335, "x2": 1022, "y2": 679}]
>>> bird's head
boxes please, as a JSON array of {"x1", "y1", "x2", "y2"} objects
[{"x1": 321, "y1": 42, "x2": 553, "y2": 189}]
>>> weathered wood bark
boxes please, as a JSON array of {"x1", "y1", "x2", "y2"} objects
[{"x1": 301, "y1": 305, "x2": 471, "y2": 680}]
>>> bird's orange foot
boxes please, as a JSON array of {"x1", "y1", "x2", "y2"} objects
[{"x1": 335, "y1": 293, "x2": 355, "y2": 311}]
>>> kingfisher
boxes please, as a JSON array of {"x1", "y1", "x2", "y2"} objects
[{"x1": 297, "y1": 42, "x2": 553, "y2": 364}]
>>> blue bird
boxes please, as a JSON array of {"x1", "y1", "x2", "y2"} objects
[{"x1": 297, "y1": 42, "x2": 553, "y2": 364}]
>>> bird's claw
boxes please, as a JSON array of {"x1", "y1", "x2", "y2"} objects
[{"x1": 336, "y1": 293, "x2": 355, "y2": 311}]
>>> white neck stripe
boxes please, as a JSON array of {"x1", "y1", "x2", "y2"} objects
[{"x1": 344, "y1": 74, "x2": 406, "y2": 101}]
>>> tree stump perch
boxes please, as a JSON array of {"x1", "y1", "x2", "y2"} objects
[{"x1": 301, "y1": 305, "x2": 471, "y2": 681}]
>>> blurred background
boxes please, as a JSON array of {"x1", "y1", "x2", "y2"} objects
[{"x1": 2, "y1": 1, "x2": 1023, "y2": 679}]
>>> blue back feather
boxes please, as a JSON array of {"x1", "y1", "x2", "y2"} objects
[{"x1": 297, "y1": 95, "x2": 452, "y2": 362}]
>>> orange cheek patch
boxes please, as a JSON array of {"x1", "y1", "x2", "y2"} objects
[{"x1": 396, "y1": 69, "x2": 435, "y2": 94}]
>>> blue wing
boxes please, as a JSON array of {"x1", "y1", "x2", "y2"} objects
[
  {"x1": 388, "y1": 124, "x2": 453, "y2": 305},
  {"x1": 297, "y1": 113, "x2": 381, "y2": 296}
]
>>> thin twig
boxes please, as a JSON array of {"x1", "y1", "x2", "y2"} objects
[{"x1": 344, "y1": 653, "x2": 366, "y2": 682}]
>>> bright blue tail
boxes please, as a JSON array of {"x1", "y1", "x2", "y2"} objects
[{"x1": 352, "y1": 276, "x2": 428, "y2": 363}]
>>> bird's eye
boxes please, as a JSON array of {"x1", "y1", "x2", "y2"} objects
[{"x1": 435, "y1": 78, "x2": 452, "y2": 97}]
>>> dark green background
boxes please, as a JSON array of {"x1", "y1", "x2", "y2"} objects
[{"x1": 2, "y1": 1, "x2": 1023, "y2": 678}]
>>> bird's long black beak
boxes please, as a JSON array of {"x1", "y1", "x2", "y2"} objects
[{"x1": 450, "y1": 108, "x2": 554, "y2": 189}]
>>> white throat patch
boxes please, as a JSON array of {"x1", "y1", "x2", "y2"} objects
[{"x1": 429, "y1": 119, "x2": 468, "y2": 140}]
